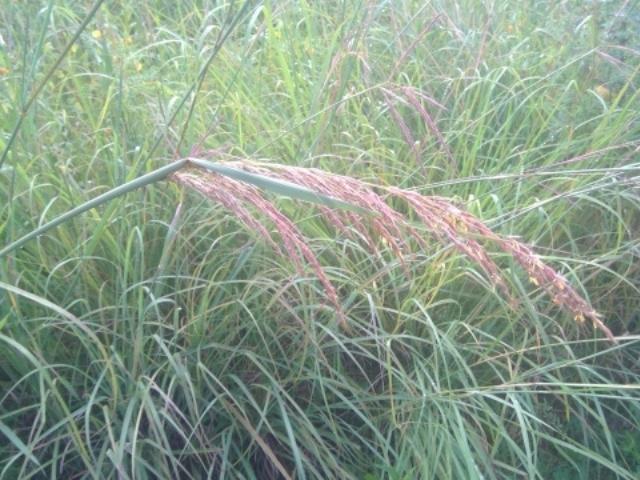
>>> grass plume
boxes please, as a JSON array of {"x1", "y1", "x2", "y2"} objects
[{"x1": 172, "y1": 158, "x2": 616, "y2": 342}]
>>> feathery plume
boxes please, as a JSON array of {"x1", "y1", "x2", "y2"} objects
[{"x1": 171, "y1": 158, "x2": 615, "y2": 342}]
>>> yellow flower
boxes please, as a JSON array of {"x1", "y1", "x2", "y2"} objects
[
  {"x1": 91, "y1": 29, "x2": 102, "y2": 39},
  {"x1": 594, "y1": 84, "x2": 611, "y2": 100},
  {"x1": 135, "y1": 62, "x2": 143, "y2": 72}
]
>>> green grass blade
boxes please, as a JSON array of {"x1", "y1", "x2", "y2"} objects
[
  {"x1": 189, "y1": 158, "x2": 370, "y2": 213},
  {"x1": 0, "y1": 419, "x2": 40, "y2": 468},
  {"x1": 174, "y1": 0, "x2": 253, "y2": 155},
  {"x1": 0, "y1": 280, "x2": 78, "y2": 322},
  {"x1": 0, "y1": 0, "x2": 107, "y2": 169},
  {"x1": 0, "y1": 159, "x2": 188, "y2": 258}
]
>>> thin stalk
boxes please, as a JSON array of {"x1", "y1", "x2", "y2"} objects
[
  {"x1": 0, "y1": 158, "x2": 366, "y2": 259},
  {"x1": 174, "y1": 0, "x2": 253, "y2": 155},
  {"x1": 0, "y1": 0, "x2": 107, "y2": 169},
  {"x1": 0, "y1": 159, "x2": 188, "y2": 258}
]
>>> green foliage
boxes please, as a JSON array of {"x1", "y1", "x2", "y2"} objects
[{"x1": 1, "y1": 0, "x2": 639, "y2": 478}]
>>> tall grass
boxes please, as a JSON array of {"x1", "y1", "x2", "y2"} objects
[{"x1": 1, "y1": 1, "x2": 639, "y2": 478}]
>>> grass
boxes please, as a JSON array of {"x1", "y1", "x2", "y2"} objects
[{"x1": 1, "y1": 0, "x2": 639, "y2": 478}]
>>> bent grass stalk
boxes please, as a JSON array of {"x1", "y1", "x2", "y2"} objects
[{"x1": 0, "y1": 157, "x2": 616, "y2": 341}]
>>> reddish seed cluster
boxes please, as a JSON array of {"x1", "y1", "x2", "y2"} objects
[
  {"x1": 382, "y1": 85, "x2": 456, "y2": 172},
  {"x1": 171, "y1": 168, "x2": 345, "y2": 328},
  {"x1": 427, "y1": 199, "x2": 615, "y2": 342},
  {"x1": 171, "y1": 159, "x2": 615, "y2": 342}
]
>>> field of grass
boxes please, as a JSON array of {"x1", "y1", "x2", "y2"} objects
[{"x1": 1, "y1": 1, "x2": 639, "y2": 478}]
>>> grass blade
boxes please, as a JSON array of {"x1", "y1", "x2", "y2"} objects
[
  {"x1": 0, "y1": 419, "x2": 40, "y2": 468},
  {"x1": 0, "y1": 0, "x2": 107, "y2": 170},
  {"x1": 0, "y1": 159, "x2": 188, "y2": 258},
  {"x1": 189, "y1": 158, "x2": 370, "y2": 213}
]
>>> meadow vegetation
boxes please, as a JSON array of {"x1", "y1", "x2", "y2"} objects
[{"x1": 1, "y1": 1, "x2": 639, "y2": 478}]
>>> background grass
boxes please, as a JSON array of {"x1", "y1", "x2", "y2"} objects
[{"x1": 1, "y1": 0, "x2": 639, "y2": 478}]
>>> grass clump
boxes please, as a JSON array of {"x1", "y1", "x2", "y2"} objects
[{"x1": 1, "y1": 1, "x2": 640, "y2": 478}]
